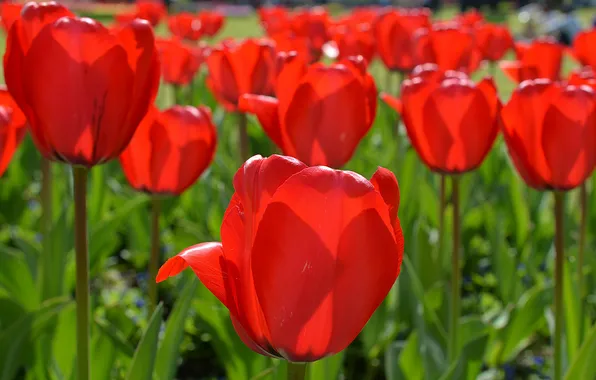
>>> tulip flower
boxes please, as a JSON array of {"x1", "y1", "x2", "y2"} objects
[
  {"x1": 4, "y1": 8, "x2": 160, "y2": 379},
  {"x1": 157, "y1": 38, "x2": 202, "y2": 87},
  {"x1": 0, "y1": 86, "x2": 27, "y2": 178},
  {"x1": 157, "y1": 154, "x2": 404, "y2": 365},
  {"x1": 572, "y1": 29, "x2": 596, "y2": 69},
  {"x1": 135, "y1": 0, "x2": 166, "y2": 27},
  {"x1": 325, "y1": 23, "x2": 375, "y2": 65},
  {"x1": 292, "y1": 7, "x2": 331, "y2": 62},
  {"x1": 258, "y1": 6, "x2": 290, "y2": 35},
  {"x1": 414, "y1": 23, "x2": 482, "y2": 74},
  {"x1": 120, "y1": 105, "x2": 217, "y2": 311},
  {"x1": 501, "y1": 79, "x2": 596, "y2": 380},
  {"x1": 455, "y1": 9, "x2": 484, "y2": 28},
  {"x1": 198, "y1": 10, "x2": 224, "y2": 37},
  {"x1": 240, "y1": 54, "x2": 377, "y2": 168},
  {"x1": 476, "y1": 23, "x2": 514, "y2": 71},
  {"x1": 168, "y1": 12, "x2": 202, "y2": 41},
  {"x1": 382, "y1": 64, "x2": 500, "y2": 362},
  {"x1": 0, "y1": 2, "x2": 22, "y2": 32},
  {"x1": 270, "y1": 31, "x2": 313, "y2": 64},
  {"x1": 568, "y1": 66, "x2": 596, "y2": 88},
  {"x1": 499, "y1": 38, "x2": 563, "y2": 83}
]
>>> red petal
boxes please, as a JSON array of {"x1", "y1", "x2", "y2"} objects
[
  {"x1": 499, "y1": 61, "x2": 539, "y2": 84},
  {"x1": 207, "y1": 48, "x2": 240, "y2": 109},
  {"x1": 380, "y1": 93, "x2": 403, "y2": 115},
  {"x1": 239, "y1": 95, "x2": 284, "y2": 149},
  {"x1": 370, "y1": 166, "x2": 400, "y2": 225},
  {"x1": 275, "y1": 51, "x2": 308, "y2": 111}
]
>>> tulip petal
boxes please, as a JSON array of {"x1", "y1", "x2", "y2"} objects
[
  {"x1": 380, "y1": 93, "x2": 403, "y2": 115},
  {"x1": 207, "y1": 48, "x2": 240, "y2": 110},
  {"x1": 370, "y1": 167, "x2": 400, "y2": 224},
  {"x1": 239, "y1": 95, "x2": 284, "y2": 149},
  {"x1": 276, "y1": 52, "x2": 308, "y2": 111}
]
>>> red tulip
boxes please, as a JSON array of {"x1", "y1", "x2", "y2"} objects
[
  {"x1": 168, "y1": 12, "x2": 202, "y2": 41},
  {"x1": 198, "y1": 10, "x2": 224, "y2": 37},
  {"x1": 414, "y1": 23, "x2": 482, "y2": 74},
  {"x1": 292, "y1": 7, "x2": 331, "y2": 62},
  {"x1": 120, "y1": 105, "x2": 217, "y2": 195},
  {"x1": 455, "y1": 9, "x2": 484, "y2": 28},
  {"x1": 476, "y1": 23, "x2": 514, "y2": 61},
  {"x1": 325, "y1": 23, "x2": 375, "y2": 65},
  {"x1": 381, "y1": 65, "x2": 500, "y2": 173},
  {"x1": 115, "y1": 11, "x2": 138, "y2": 26},
  {"x1": 1, "y1": 3, "x2": 22, "y2": 32},
  {"x1": 156, "y1": 38, "x2": 202, "y2": 86},
  {"x1": 499, "y1": 38, "x2": 563, "y2": 83},
  {"x1": 135, "y1": 0, "x2": 165, "y2": 27},
  {"x1": 373, "y1": 8, "x2": 431, "y2": 72},
  {"x1": 258, "y1": 6, "x2": 290, "y2": 35},
  {"x1": 4, "y1": 14, "x2": 160, "y2": 167},
  {"x1": 206, "y1": 38, "x2": 276, "y2": 111},
  {"x1": 157, "y1": 154, "x2": 404, "y2": 361},
  {"x1": 572, "y1": 29, "x2": 596, "y2": 69},
  {"x1": 568, "y1": 67, "x2": 596, "y2": 89},
  {"x1": 239, "y1": 55, "x2": 376, "y2": 168},
  {"x1": 501, "y1": 79, "x2": 596, "y2": 190},
  {"x1": 270, "y1": 31, "x2": 313, "y2": 64},
  {"x1": 0, "y1": 86, "x2": 27, "y2": 178}
]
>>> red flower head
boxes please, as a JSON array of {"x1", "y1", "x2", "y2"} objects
[
  {"x1": 476, "y1": 23, "x2": 514, "y2": 62},
  {"x1": 501, "y1": 79, "x2": 596, "y2": 190},
  {"x1": 499, "y1": 38, "x2": 563, "y2": 83},
  {"x1": 292, "y1": 7, "x2": 331, "y2": 62},
  {"x1": 4, "y1": 6, "x2": 160, "y2": 167},
  {"x1": 239, "y1": 55, "x2": 377, "y2": 168},
  {"x1": 568, "y1": 67, "x2": 596, "y2": 90},
  {"x1": 120, "y1": 105, "x2": 217, "y2": 195},
  {"x1": 572, "y1": 29, "x2": 596, "y2": 69},
  {"x1": 1, "y1": 3, "x2": 23, "y2": 32},
  {"x1": 373, "y1": 8, "x2": 431, "y2": 72},
  {"x1": 325, "y1": 23, "x2": 375, "y2": 65},
  {"x1": 206, "y1": 38, "x2": 276, "y2": 111},
  {"x1": 157, "y1": 154, "x2": 404, "y2": 361},
  {"x1": 414, "y1": 23, "x2": 482, "y2": 74},
  {"x1": 258, "y1": 6, "x2": 291, "y2": 35},
  {"x1": 168, "y1": 12, "x2": 202, "y2": 41},
  {"x1": 135, "y1": 0, "x2": 165, "y2": 27},
  {"x1": 156, "y1": 37, "x2": 202, "y2": 86},
  {"x1": 455, "y1": 9, "x2": 484, "y2": 28},
  {"x1": 381, "y1": 64, "x2": 500, "y2": 174},
  {"x1": 0, "y1": 86, "x2": 27, "y2": 178},
  {"x1": 270, "y1": 31, "x2": 313, "y2": 64},
  {"x1": 198, "y1": 10, "x2": 224, "y2": 37}
]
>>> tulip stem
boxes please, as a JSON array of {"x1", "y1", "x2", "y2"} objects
[
  {"x1": 238, "y1": 112, "x2": 249, "y2": 162},
  {"x1": 578, "y1": 183, "x2": 587, "y2": 345},
  {"x1": 287, "y1": 362, "x2": 307, "y2": 380},
  {"x1": 448, "y1": 175, "x2": 461, "y2": 364},
  {"x1": 73, "y1": 166, "x2": 90, "y2": 380},
  {"x1": 489, "y1": 61, "x2": 497, "y2": 78},
  {"x1": 148, "y1": 196, "x2": 161, "y2": 315},
  {"x1": 40, "y1": 158, "x2": 53, "y2": 299},
  {"x1": 438, "y1": 174, "x2": 446, "y2": 264},
  {"x1": 554, "y1": 191, "x2": 565, "y2": 380}
]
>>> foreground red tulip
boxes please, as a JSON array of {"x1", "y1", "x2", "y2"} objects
[
  {"x1": 0, "y1": 86, "x2": 27, "y2": 177},
  {"x1": 325, "y1": 23, "x2": 375, "y2": 65},
  {"x1": 4, "y1": 14, "x2": 160, "y2": 166},
  {"x1": 168, "y1": 12, "x2": 202, "y2": 41},
  {"x1": 476, "y1": 23, "x2": 514, "y2": 62},
  {"x1": 501, "y1": 80, "x2": 596, "y2": 190},
  {"x1": 157, "y1": 38, "x2": 202, "y2": 86},
  {"x1": 382, "y1": 65, "x2": 500, "y2": 173},
  {"x1": 1, "y1": 2, "x2": 22, "y2": 32},
  {"x1": 198, "y1": 10, "x2": 224, "y2": 37},
  {"x1": 414, "y1": 23, "x2": 482, "y2": 74},
  {"x1": 572, "y1": 29, "x2": 596, "y2": 69},
  {"x1": 157, "y1": 154, "x2": 404, "y2": 361},
  {"x1": 373, "y1": 9, "x2": 431, "y2": 72},
  {"x1": 206, "y1": 38, "x2": 276, "y2": 111},
  {"x1": 120, "y1": 105, "x2": 217, "y2": 195},
  {"x1": 240, "y1": 55, "x2": 377, "y2": 168},
  {"x1": 499, "y1": 39, "x2": 563, "y2": 83}
]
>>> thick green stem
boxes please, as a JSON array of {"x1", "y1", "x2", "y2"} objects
[
  {"x1": 73, "y1": 166, "x2": 90, "y2": 380},
  {"x1": 438, "y1": 174, "x2": 446, "y2": 260},
  {"x1": 578, "y1": 183, "x2": 586, "y2": 345},
  {"x1": 287, "y1": 362, "x2": 307, "y2": 380},
  {"x1": 173, "y1": 84, "x2": 181, "y2": 106},
  {"x1": 148, "y1": 197, "x2": 161, "y2": 315},
  {"x1": 238, "y1": 112, "x2": 249, "y2": 162},
  {"x1": 448, "y1": 175, "x2": 461, "y2": 364},
  {"x1": 554, "y1": 192, "x2": 564, "y2": 380},
  {"x1": 40, "y1": 158, "x2": 53, "y2": 300}
]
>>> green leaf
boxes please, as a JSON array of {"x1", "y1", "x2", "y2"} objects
[
  {"x1": 439, "y1": 334, "x2": 489, "y2": 380},
  {"x1": 385, "y1": 340, "x2": 407, "y2": 380},
  {"x1": 155, "y1": 275, "x2": 198, "y2": 380},
  {"x1": 0, "y1": 245, "x2": 38, "y2": 310},
  {"x1": 565, "y1": 322, "x2": 596, "y2": 380},
  {"x1": 564, "y1": 257, "x2": 582, "y2": 362},
  {"x1": 398, "y1": 332, "x2": 424, "y2": 380},
  {"x1": 126, "y1": 303, "x2": 164, "y2": 380}
]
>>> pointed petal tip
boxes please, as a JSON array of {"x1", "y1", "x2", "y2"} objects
[{"x1": 156, "y1": 256, "x2": 188, "y2": 283}]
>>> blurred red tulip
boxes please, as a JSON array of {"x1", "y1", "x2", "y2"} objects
[
  {"x1": 156, "y1": 38, "x2": 203, "y2": 86},
  {"x1": 206, "y1": 38, "x2": 276, "y2": 111},
  {"x1": 115, "y1": 11, "x2": 138, "y2": 26},
  {"x1": 476, "y1": 23, "x2": 514, "y2": 61},
  {"x1": 120, "y1": 105, "x2": 217, "y2": 195},
  {"x1": 5, "y1": 14, "x2": 160, "y2": 167},
  {"x1": 240, "y1": 55, "x2": 376, "y2": 168},
  {"x1": 325, "y1": 23, "x2": 375, "y2": 65},
  {"x1": 455, "y1": 9, "x2": 484, "y2": 28},
  {"x1": 198, "y1": 10, "x2": 224, "y2": 37},
  {"x1": 501, "y1": 79, "x2": 596, "y2": 190},
  {"x1": 499, "y1": 38, "x2": 563, "y2": 83},
  {"x1": 157, "y1": 154, "x2": 404, "y2": 361},
  {"x1": 270, "y1": 31, "x2": 313, "y2": 63},
  {"x1": 292, "y1": 7, "x2": 330, "y2": 62},
  {"x1": 0, "y1": 86, "x2": 27, "y2": 178},
  {"x1": 135, "y1": 0, "x2": 165, "y2": 27},
  {"x1": 414, "y1": 23, "x2": 482, "y2": 74},
  {"x1": 373, "y1": 8, "x2": 431, "y2": 72},
  {"x1": 382, "y1": 66, "x2": 500, "y2": 173},
  {"x1": 258, "y1": 6, "x2": 290, "y2": 35},
  {"x1": 1, "y1": 3, "x2": 22, "y2": 33},
  {"x1": 568, "y1": 67, "x2": 596, "y2": 89},
  {"x1": 572, "y1": 29, "x2": 596, "y2": 69},
  {"x1": 168, "y1": 12, "x2": 202, "y2": 41}
]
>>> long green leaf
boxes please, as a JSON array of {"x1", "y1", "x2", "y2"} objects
[
  {"x1": 565, "y1": 322, "x2": 596, "y2": 380},
  {"x1": 126, "y1": 303, "x2": 164, "y2": 380}
]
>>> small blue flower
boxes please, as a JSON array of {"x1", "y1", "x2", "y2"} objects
[
  {"x1": 503, "y1": 363, "x2": 515, "y2": 380},
  {"x1": 135, "y1": 298, "x2": 145, "y2": 309},
  {"x1": 533, "y1": 355, "x2": 545, "y2": 367}
]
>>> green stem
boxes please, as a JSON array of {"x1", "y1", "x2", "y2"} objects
[
  {"x1": 173, "y1": 84, "x2": 181, "y2": 106},
  {"x1": 73, "y1": 166, "x2": 90, "y2": 380},
  {"x1": 40, "y1": 158, "x2": 52, "y2": 300},
  {"x1": 438, "y1": 174, "x2": 446, "y2": 255},
  {"x1": 148, "y1": 196, "x2": 161, "y2": 315},
  {"x1": 578, "y1": 183, "x2": 586, "y2": 345},
  {"x1": 238, "y1": 112, "x2": 249, "y2": 162},
  {"x1": 287, "y1": 362, "x2": 307, "y2": 380},
  {"x1": 554, "y1": 192, "x2": 564, "y2": 380},
  {"x1": 448, "y1": 175, "x2": 461, "y2": 364}
]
